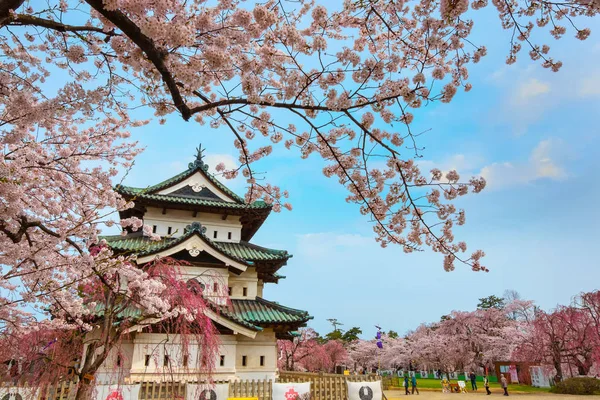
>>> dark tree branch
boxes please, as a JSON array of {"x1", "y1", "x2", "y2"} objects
[
  {"x1": 0, "y1": 0, "x2": 25, "y2": 27},
  {"x1": 84, "y1": 0, "x2": 192, "y2": 120},
  {"x1": 8, "y1": 14, "x2": 118, "y2": 36}
]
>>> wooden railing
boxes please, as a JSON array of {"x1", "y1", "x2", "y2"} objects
[{"x1": 4, "y1": 372, "x2": 382, "y2": 400}]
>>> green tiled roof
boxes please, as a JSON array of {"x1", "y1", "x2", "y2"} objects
[
  {"x1": 114, "y1": 188, "x2": 270, "y2": 210},
  {"x1": 101, "y1": 230, "x2": 290, "y2": 264},
  {"x1": 117, "y1": 161, "x2": 246, "y2": 204},
  {"x1": 90, "y1": 298, "x2": 311, "y2": 330},
  {"x1": 229, "y1": 297, "x2": 312, "y2": 325},
  {"x1": 213, "y1": 241, "x2": 290, "y2": 262}
]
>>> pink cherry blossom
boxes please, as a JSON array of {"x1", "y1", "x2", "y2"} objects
[{"x1": 1, "y1": 0, "x2": 598, "y2": 389}]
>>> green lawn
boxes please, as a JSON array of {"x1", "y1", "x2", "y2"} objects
[{"x1": 389, "y1": 379, "x2": 551, "y2": 393}]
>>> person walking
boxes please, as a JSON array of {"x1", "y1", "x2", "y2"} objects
[
  {"x1": 501, "y1": 374, "x2": 509, "y2": 396},
  {"x1": 470, "y1": 372, "x2": 478, "y2": 391},
  {"x1": 411, "y1": 373, "x2": 420, "y2": 395},
  {"x1": 484, "y1": 375, "x2": 491, "y2": 395},
  {"x1": 404, "y1": 375, "x2": 411, "y2": 395}
]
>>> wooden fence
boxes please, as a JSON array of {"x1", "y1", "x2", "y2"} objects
[
  {"x1": 279, "y1": 371, "x2": 382, "y2": 400},
  {"x1": 4, "y1": 372, "x2": 382, "y2": 400}
]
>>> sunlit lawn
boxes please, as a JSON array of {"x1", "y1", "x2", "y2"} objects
[{"x1": 389, "y1": 379, "x2": 551, "y2": 393}]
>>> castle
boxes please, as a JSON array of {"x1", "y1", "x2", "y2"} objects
[{"x1": 92, "y1": 146, "x2": 311, "y2": 382}]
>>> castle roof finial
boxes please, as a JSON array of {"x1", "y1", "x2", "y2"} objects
[{"x1": 189, "y1": 143, "x2": 209, "y2": 171}]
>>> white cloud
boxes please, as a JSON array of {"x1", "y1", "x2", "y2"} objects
[
  {"x1": 203, "y1": 153, "x2": 238, "y2": 175},
  {"x1": 417, "y1": 153, "x2": 485, "y2": 183},
  {"x1": 577, "y1": 72, "x2": 600, "y2": 97},
  {"x1": 202, "y1": 152, "x2": 247, "y2": 192},
  {"x1": 530, "y1": 139, "x2": 568, "y2": 180},
  {"x1": 501, "y1": 78, "x2": 556, "y2": 136},
  {"x1": 417, "y1": 140, "x2": 568, "y2": 191},
  {"x1": 479, "y1": 139, "x2": 567, "y2": 190},
  {"x1": 513, "y1": 78, "x2": 551, "y2": 105}
]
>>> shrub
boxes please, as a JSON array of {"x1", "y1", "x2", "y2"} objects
[{"x1": 551, "y1": 377, "x2": 600, "y2": 395}]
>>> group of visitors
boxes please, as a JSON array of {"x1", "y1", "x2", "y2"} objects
[{"x1": 402, "y1": 372, "x2": 510, "y2": 396}]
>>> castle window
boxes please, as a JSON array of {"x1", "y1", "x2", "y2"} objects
[
  {"x1": 183, "y1": 355, "x2": 189, "y2": 367},
  {"x1": 167, "y1": 226, "x2": 172, "y2": 235},
  {"x1": 260, "y1": 356, "x2": 265, "y2": 366},
  {"x1": 243, "y1": 287, "x2": 248, "y2": 297},
  {"x1": 116, "y1": 355, "x2": 122, "y2": 367},
  {"x1": 228, "y1": 232, "x2": 232, "y2": 240},
  {"x1": 213, "y1": 230, "x2": 218, "y2": 239},
  {"x1": 145, "y1": 355, "x2": 151, "y2": 367},
  {"x1": 213, "y1": 282, "x2": 218, "y2": 292},
  {"x1": 152, "y1": 225, "x2": 157, "y2": 234},
  {"x1": 163, "y1": 354, "x2": 170, "y2": 367},
  {"x1": 220, "y1": 355, "x2": 225, "y2": 367},
  {"x1": 242, "y1": 356, "x2": 247, "y2": 367},
  {"x1": 228, "y1": 287, "x2": 232, "y2": 296}
]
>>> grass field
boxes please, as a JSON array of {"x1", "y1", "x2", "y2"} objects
[{"x1": 390, "y1": 379, "x2": 551, "y2": 394}]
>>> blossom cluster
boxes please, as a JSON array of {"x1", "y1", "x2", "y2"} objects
[{"x1": 1, "y1": 0, "x2": 597, "y2": 354}]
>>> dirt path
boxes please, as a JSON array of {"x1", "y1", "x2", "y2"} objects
[{"x1": 384, "y1": 390, "x2": 600, "y2": 400}]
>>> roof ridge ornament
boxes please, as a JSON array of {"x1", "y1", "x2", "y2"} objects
[
  {"x1": 189, "y1": 144, "x2": 209, "y2": 171},
  {"x1": 184, "y1": 221, "x2": 207, "y2": 235}
]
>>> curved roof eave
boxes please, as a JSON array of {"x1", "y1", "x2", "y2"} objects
[{"x1": 135, "y1": 228, "x2": 249, "y2": 272}]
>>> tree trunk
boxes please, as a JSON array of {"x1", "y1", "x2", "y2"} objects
[
  {"x1": 73, "y1": 339, "x2": 113, "y2": 400},
  {"x1": 574, "y1": 355, "x2": 592, "y2": 376},
  {"x1": 74, "y1": 378, "x2": 94, "y2": 400},
  {"x1": 553, "y1": 359, "x2": 563, "y2": 381}
]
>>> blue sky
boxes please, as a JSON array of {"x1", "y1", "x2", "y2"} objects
[{"x1": 112, "y1": 11, "x2": 600, "y2": 339}]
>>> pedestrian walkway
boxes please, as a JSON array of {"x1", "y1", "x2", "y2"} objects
[{"x1": 384, "y1": 390, "x2": 599, "y2": 400}]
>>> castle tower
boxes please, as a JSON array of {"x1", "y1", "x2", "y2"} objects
[{"x1": 95, "y1": 146, "x2": 311, "y2": 382}]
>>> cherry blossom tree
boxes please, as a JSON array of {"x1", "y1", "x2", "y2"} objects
[
  {"x1": 278, "y1": 328, "x2": 348, "y2": 372},
  {"x1": 576, "y1": 291, "x2": 600, "y2": 366},
  {"x1": 347, "y1": 338, "x2": 382, "y2": 372},
  {"x1": 513, "y1": 308, "x2": 570, "y2": 380},
  {"x1": 4, "y1": 0, "x2": 599, "y2": 283},
  {"x1": 301, "y1": 339, "x2": 349, "y2": 373},
  {"x1": 278, "y1": 328, "x2": 323, "y2": 371},
  {"x1": 378, "y1": 335, "x2": 411, "y2": 370},
  {"x1": 354, "y1": 302, "x2": 532, "y2": 374},
  {"x1": 0, "y1": 256, "x2": 220, "y2": 400},
  {"x1": 514, "y1": 292, "x2": 600, "y2": 379},
  {"x1": 1, "y1": 0, "x2": 599, "y2": 394}
]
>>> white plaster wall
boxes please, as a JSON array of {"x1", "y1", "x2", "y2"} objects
[
  {"x1": 144, "y1": 207, "x2": 242, "y2": 242},
  {"x1": 257, "y1": 281, "x2": 264, "y2": 298},
  {"x1": 124, "y1": 332, "x2": 276, "y2": 381},
  {"x1": 94, "y1": 331, "x2": 278, "y2": 383},
  {"x1": 129, "y1": 333, "x2": 239, "y2": 376},
  {"x1": 182, "y1": 265, "x2": 229, "y2": 305},
  {"x1": 229, "y1": 268, "x2": 258, "y2": 300},
  {"x1": 83, "y1": 340, "x2": 134, "y2": 385},
  {"x1": 235, "y1": 330, "x2": 278, "y2": 379},
  {"x1": 157, "y1": 172, "x2": 235, "y2": 203}
]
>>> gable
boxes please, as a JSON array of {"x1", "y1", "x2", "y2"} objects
[
  {"x1": 136, "y1": 233, "x2": 248, "y2": 273},
  {"x1": 157, "y1": 171, "x2": 236, "y2": 203}
]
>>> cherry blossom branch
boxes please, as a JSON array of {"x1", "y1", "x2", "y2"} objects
[
  {"x1": 7, "y1": 14, "x2": 118, "y2": 36},
  {"x1": 84, "y1": 0, "x2": 193, "y2": 120}
]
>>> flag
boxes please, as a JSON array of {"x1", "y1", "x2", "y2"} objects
[{"x1": 376, "y1": 326, "x2": 383, "y2": 349}]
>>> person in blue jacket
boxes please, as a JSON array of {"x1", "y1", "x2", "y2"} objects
[
  {"x1": 411, "y1": 374, "x2": 420, "y2": 395},
  {"x1": 404, "y1": 375, "x2": 411, "y2": 395}
]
